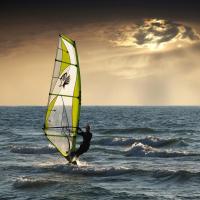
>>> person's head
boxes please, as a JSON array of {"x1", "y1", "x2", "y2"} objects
[{"x1": 85, "y1": 123, "x2": 90, "y2": 132}]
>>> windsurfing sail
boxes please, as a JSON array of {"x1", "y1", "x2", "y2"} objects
[{"x1": 43, "y1": 34, "x2": 81, "y2": 158}]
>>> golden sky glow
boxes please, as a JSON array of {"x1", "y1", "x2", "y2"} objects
[{"x1": 1, "y1": 16, "x2": 200, "y2": 105}]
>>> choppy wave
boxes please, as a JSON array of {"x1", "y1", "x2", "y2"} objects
[
  {"x1": 13, "y1": 177, "x2": 58, "y2": 189},
  {"x1": 97, "y1": 127, "x2": 156, "y2": 134},
  {"x1": 152, "y1": 169, "x2": 200, "y2": 182},
  {"x1": 125, "y1": 143, "x2": 198, "y2": 158},
  {"x1": 10, "y1": 144, "x2": 56, "y2": 154},
  {"x1": 173, "y1": 129, "x2": 198, "y2": 134},
  {"x1": 94, "y1": 136, "x2": 182, "y2": 148},
  {"x1": 10, "y1": 162, "x2": 200, "y2": 183},
  {"x1": 7, "y1": 163, "x2": 134, "y2": 177}
]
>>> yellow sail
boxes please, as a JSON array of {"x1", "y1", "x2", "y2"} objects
[{"x1": 43, "y1": 34, "x2": 81, "y2": 157}]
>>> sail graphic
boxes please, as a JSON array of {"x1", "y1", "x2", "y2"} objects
[{"x1": 43, "y1": 34, "x2": 81, "y2": 157}]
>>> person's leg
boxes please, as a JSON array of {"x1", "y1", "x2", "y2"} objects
[
  {"x1": 75, "y1": 145, "x2": 88, "y2": 157},
  {"x1": 75, "y1": 146, "x2": 84, "y2": 157}
]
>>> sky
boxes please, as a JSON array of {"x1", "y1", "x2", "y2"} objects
[{"x1": 1, "y1": 0, "x2": 200, "y2": 105}]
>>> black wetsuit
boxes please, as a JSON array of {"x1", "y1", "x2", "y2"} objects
[{"x1": 75, "y1": 130, "x2": 92, "y2": 157}]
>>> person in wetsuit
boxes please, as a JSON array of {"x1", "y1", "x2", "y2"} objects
[
  {"x1": 66, "y1": 124, "x2": 92, "y2": 162},
  {"x1": 75, "y1": 124, "x2": 92, "y2": 158}
]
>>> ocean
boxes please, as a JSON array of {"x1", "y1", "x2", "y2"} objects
[{"x1": 1, "y1": 106, "x2": 200, "y2": 200}]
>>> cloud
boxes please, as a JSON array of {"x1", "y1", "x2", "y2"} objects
[
  {"x1": 90, "y1": 40, "x2": 200, "y2": 81},
  {"x1": 107, "y1": 19, "x2": 200, "y2": 50}
]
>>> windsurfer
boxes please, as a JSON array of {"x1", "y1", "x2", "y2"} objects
[{"x1": 66, "y1": 124, "x2": 92, "y2": 162}]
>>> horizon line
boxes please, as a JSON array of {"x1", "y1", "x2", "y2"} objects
[{"x1": 1, "y1": 105, "x2": 200, "y2": 107}]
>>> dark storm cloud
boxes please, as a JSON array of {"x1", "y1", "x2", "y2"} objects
[
  {"x1": 2, "y1": 0, "x2": 200, "y2": 20},
  {"x1": 1, "y1": 0, "x2": 200, "y2": 28},
  {"x1": 0, "y1": 0, "x2": 200, "y2": 55}
]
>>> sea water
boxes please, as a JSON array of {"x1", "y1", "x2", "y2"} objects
[{"x1": 1, "y1": 106, "x2": 200, "y2": 200}]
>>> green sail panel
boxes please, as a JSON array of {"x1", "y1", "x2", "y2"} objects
[{"x1": 44, "y1": 34, "x2": 81, "y2": 158}]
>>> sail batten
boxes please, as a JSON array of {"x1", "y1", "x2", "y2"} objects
[
  {"x1": 55, "y1": 59, "x2": 78, "y2": 67},
  {"x1": 44, "y1": 34, "x2": 81, "y2": 158},
  {"x1": 49, "y1": 93, "x2": 80, "y2": 99}
]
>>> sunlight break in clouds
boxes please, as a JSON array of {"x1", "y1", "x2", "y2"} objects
[{"x1": 109, "y1": 19, "x2": 200, "y2": 50}]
